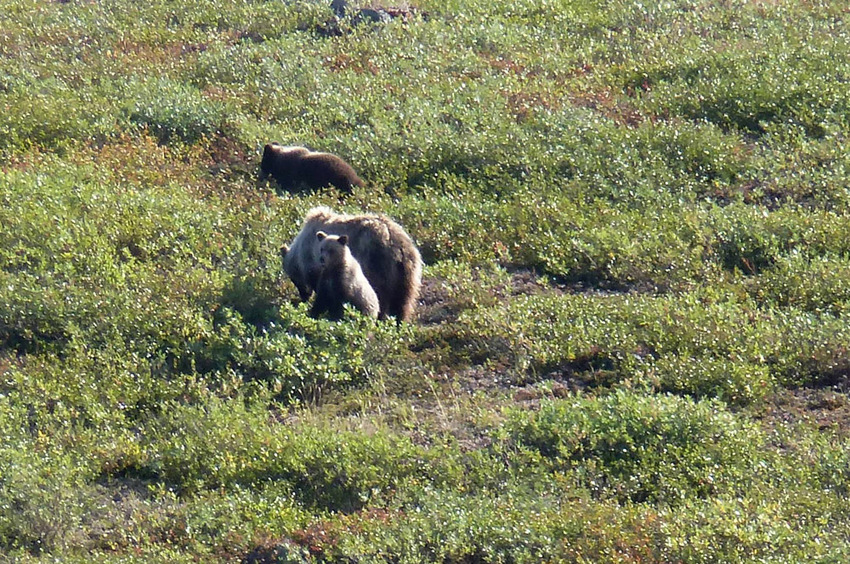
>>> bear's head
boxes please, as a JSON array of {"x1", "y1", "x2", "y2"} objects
[
  {"x1": 260, "y1": 143, "x2": 279, "y2": 177},
  {"x1": 317, "y1": 231, "x2": 349, "y2": 269},
  {"x1": 260, "y1": 143, "x2": 310, "y2": 178}
]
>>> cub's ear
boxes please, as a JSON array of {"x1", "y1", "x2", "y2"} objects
[
  {"x1": 338, "y1": 235, "x2": 349, "y2": 246},
  {"x1": 316, "y1": 231, "x2": 327, "y2": 241},
  {"x1": 279, "y1": 244, "x2": 289, "y2": 257}
]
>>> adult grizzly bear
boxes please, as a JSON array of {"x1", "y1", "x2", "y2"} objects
[
  {"x1": 280, "y1": 206, "x2": 422, "y2": 322},
  {"x1": 260, "y1": 143, "x2": 364, "y2": 193},
  {"x1": 311, "y1": 231, "x2": 380, "y2": 320}
]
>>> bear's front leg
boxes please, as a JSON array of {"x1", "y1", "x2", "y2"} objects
[
  {"x1": 296, "y1": 283, "x2": 313, "y2": 302},
  {"x1": 309, "y1": 295, "x2": 328, "y2": 318}
]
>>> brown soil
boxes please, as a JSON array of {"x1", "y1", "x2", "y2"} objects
[{"x1": 757, "y1": 386, "x2": 850, "y2": 437}]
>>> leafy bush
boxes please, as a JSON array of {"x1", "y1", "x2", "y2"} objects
[
  {"x1": 506, "y1": 391, "x2": 763, "y2": 503},
  {"x1": 747, "y1": 253, "x2": 850, "y2": 315},
  {"x1": 0, "y1": 85, "x2": 107, "y2": 152},
  {"x1": 708, "y1": 203, "x2": 783, "y2": 274},
  {"x1": 332, "y1": 487, "x2": 588, "y2": 564},
  {"x1": 124, "y1": 76, "x2": 234, "y2": 144},
  {"x1": 0, "y1": 398, "x2": 98, "y2": 553},
  {"x1": 137, "y1": 397, "x2": 439, "y2": 510},
  {"x1": 634, "y1": 354, "x2": 773, "y2": 406}
]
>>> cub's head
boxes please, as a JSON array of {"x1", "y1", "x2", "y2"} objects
[
  {"x1": 260, "y1": 143, "x2": 310, "y2": 177},
  {"x1": 316, "y1": 231, "x2": 349, "y2": 268}
]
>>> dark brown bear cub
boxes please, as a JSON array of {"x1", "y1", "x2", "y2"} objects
[{"x1": 260, "y1": 143, "x2": 365, "y2": 193}]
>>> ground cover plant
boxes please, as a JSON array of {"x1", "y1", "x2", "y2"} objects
[{"x1": 1, "y1": 0, "x2": 850, "y2": 561}]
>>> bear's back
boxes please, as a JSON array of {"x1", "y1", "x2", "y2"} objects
[
  {"x1": 301, "y1": 152, "x2": 364, "y2": 193},
  {"x1": 262, "y1": 145, "x2": 362, "y2": 193}
]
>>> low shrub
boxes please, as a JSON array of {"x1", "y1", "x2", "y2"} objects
[
  {"x1": 747, "y1": 253, "x2": 850, "y2": 316},
  {"x1": 137, "y1": 397, "x2": 438, "y2": 511},
  {"x1": 0, "y1": 86, "x2": 107, "y2": 152},
  {"x1": 124, "y1": 76, "x2": 234, "y2": 144},
  {"x1": 634, "y1": 354, "x2": 773, "y2": 407},
  {"x1": 0, "y1": 398, "x2": 99, "y2": 553},
  {"x1": 506, "y1": 391, "x2": 764, "y2": 503}
]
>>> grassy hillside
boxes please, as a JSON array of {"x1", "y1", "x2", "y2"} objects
[{"x1": 1, "y1": 0, "x2": 850, "y2": 561}]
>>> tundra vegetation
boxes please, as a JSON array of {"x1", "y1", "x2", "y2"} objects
[{"x1": 1, "y1": 0, "x2": 849, "y2": 561}]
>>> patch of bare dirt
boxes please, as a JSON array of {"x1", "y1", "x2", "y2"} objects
[
  {"x1": 206, "y1": 134, "x2": 255, "y2": 181},
  {"x1": 416, "y1": 268, "x2": 568, "y2": 326},
  {"x1": 505, "y1": 268, "x2": 564, "y2": 297},
  {"x1": 415, "y1": 276, "x2": 460, "y2": 326},
  {"x1": 757, "y1": 387, "x2": 850, "y2": 437}
]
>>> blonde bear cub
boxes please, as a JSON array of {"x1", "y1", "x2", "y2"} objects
[{"x1": 311, "y1": 231, "x2": 379, "y2": 320}]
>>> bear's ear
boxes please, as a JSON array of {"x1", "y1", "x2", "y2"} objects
[
  {"x1": 338, "y1": 235, "x2": 349, "y2": 246},
  {"x1": 316, "y1": 231, "x2": 327, "y2": 241},
  {"x1": 280, "y1": 244, "x2": 289, "y2": 257}
]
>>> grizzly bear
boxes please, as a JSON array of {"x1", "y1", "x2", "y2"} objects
[
  {"x1": 260, "y1": 143, "x2": 365, "y2": 193},
  {"x1": 280, "y1": 206, "x2": 422, "y2": 322},
  {"x1": 311, "y1": 231, "x2": 380, "y2": 320}
]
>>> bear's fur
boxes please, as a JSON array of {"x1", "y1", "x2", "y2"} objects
[
  {"x1": 260, "y1": 143, "x2": 364, "y2": 193},
  {"x1": 311, "y1": 231, "x2": 380, "y2": 320},
  {"x1": 280, "y1": 206, "x2": 422, "y2": 322}
]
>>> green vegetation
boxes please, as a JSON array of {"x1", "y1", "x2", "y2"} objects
[{"x1": 1, "y1": 0, "x2": 850, "y2": 561}]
